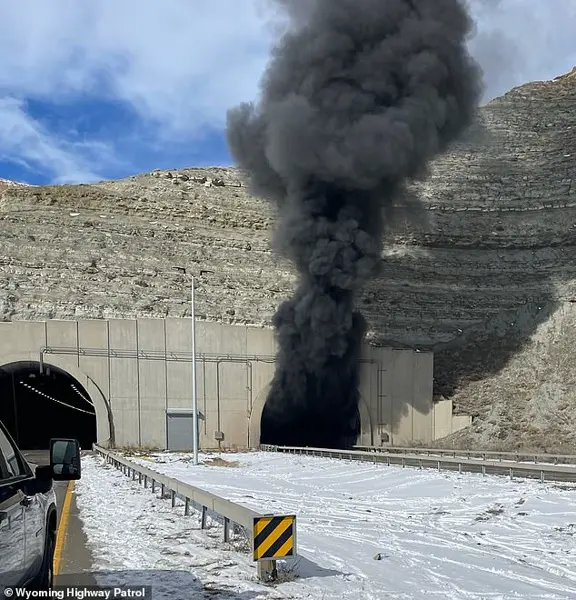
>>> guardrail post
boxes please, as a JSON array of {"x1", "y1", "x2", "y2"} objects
[
  {"x1": 184, "y1": 498, "x2": 190, "y2": 516},
  {"x1": 151, "y1": 480, "x2": 156, "y2": 494},
  {"x1": 541, "y1": 471, "x2": 545, "y2": 483},
  {"x1": 509, "y1": 468, "x2": 513, "y2": 480},
  {"x1": 223, "y1": 517, "x2": 230, "y2": 542},
  {"x1": 171, "y1": 490, "x2": 176, "y2": 507},
  {"x1": 161, "y1": 484, "x2": 165, "y2": 498},
  {"x1": 201, "y1": 506, "x2": 207, "y2": 529}
]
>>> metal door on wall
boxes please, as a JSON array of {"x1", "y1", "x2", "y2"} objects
[{"x1": 166, "y1": 409, "x2": 196, "y2": 451}]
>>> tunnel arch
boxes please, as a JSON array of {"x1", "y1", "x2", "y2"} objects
[
  {"x1": 248, "y1": 381, "x2": 373, "y2": 448},
  {"x1": 0, "y1": 353, "x2": 112, "y2": 449}
]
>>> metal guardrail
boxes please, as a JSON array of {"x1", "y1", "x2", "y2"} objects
[
  {"x1": 260, "y1": 445, "x2": 576, "y2": 484},
  {"x1": 93, "y1": 445, "x2": 296, "y2": 581},
  {"x1": 353, "y1": 445, "x2": 576, "y2": 466}
]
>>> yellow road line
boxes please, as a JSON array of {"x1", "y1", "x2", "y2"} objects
[{"x1": 54, "y1": 480, "x2": 74, "y2": 577}]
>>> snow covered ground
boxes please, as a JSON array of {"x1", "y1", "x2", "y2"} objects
[{"x1": 75, "y1": 451, "x2": 576, "y2": 599}]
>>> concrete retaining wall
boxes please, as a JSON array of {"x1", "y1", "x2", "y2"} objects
[{"x1": 0, "y1": 318, "x2": 468, "y2": 449}]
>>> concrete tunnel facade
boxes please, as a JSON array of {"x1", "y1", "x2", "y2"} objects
[{"x1": 0, "y1": 318, "x2": 471, "y2": 450}]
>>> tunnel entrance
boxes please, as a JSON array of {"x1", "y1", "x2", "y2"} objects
[
  {"x1": 259, "y1": 400, "x2": 361, "y2": 449},
  {"x1": 0, "y1": 361, "x2": 96, "y2": 450}
]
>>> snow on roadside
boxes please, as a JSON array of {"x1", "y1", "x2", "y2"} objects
[
  {"x1": 74, "y1": 455, "x2": 289, "y2": 600},
  {"x1": 122, "y1": 450, "x2": 576, "y2": 600}
]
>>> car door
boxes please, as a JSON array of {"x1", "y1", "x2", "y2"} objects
[
  {"x1": 22, "y1": 471, "x2": 47, "y2": 579},
  {"x1": 0, "y1": 428, "x2": 27, "y2": 589}
]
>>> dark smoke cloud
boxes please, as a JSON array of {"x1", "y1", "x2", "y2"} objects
[{"x1": 227, "y1": 0, "x2": 483, "y2": 448}]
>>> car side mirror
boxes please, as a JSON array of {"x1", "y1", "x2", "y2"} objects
[{"x1": 50, "y1": 438, "x2": 82, "y2": 481}]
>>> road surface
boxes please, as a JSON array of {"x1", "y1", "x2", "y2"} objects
[{"x1": 21, "y1": 450, "x2": 95, "y2": 585}]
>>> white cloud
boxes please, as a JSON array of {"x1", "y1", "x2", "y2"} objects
[
  {"x1": 0, "y1": 0, "x2": 575, "y2": 182},
  {"x1": 0, "y1": 97, "x2": 117, "y2": 183},
  {"x1": 0, "y1": 0, "x2": 275, "y2": 137},
  {"x1": 466, "y1": 0, "x2": 576, "y2": 101}
]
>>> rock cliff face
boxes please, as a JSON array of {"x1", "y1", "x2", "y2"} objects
[{"x1": 1, "y1": 69, "x2": 575, "y2": 451}]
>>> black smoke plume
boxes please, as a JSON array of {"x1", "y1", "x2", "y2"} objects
[{"x1": 226, "y1": 0, "x2": 483, "y2": 448}]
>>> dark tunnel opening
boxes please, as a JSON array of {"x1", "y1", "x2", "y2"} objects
[
  {"x1": 0, "y1": 361, "x2": 96, "y2": 450},
  {"x1": 259, "y1": 400, "x2": 361, "y2": 449}
]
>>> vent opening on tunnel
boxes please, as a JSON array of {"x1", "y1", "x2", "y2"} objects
[{"x1": 0, "y1": 361, "x2": 96, "y2": 450}]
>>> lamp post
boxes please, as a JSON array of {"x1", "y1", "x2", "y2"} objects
[{"x1": 191, "y1": 276, "x2": 199, "y2": 465}]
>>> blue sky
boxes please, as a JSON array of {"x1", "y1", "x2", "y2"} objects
[{"x1": 1, "y1": 0, "x2": 575, "y2": 186}]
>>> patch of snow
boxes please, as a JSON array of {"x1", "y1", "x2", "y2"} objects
[
  {"x1": 74, "y1": 455, "x2": 284, "y2": 600},
  {"x1": 0, "y1": 177, "x2": 32, "y2": 187},
  {"x1": 74, "y1": 451, "x2": 576, "y2": 599},
  {"x1": 126, "y1": 451, "x2": 576, "y2": 600}
]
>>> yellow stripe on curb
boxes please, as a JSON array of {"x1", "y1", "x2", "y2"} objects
[{"x1": 54, "y1": 480, "x2": 74, "y2": 577}]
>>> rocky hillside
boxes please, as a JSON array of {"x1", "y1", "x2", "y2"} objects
[{"x1": 1, "y1": 68, "x2": 575, "y2": 452}]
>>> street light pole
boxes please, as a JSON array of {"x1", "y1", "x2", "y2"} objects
[{"x1": 191, "y1": 276, "x2": 199, "y2": 465}]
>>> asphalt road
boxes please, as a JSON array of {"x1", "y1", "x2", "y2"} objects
[{"x1": 21, "y1": 450, "x2": 95, "y2": 585}]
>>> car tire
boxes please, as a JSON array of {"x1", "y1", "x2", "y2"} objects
[{"x1": 29, "y1": 529, "x2": 55, "y2": 590}]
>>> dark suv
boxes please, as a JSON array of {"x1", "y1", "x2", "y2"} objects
[{"x1": 0, "y1": 418, "x2": 81, "y2": 591}]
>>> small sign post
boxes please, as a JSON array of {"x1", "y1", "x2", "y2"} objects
[{"x1": 253, "y1": 515, "x2": 297, "y2": 581}]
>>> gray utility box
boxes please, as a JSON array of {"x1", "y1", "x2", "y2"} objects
[{"x1": 166, "y1": 409, "x2": 198, "y2": 451}]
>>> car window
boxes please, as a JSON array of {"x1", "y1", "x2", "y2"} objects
[{"x1": 0, "y1": 427, "x2": 25, "y2": 480}]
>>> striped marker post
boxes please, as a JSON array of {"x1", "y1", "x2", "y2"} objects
[{"x1": 253, "y1": 515, "x2": 297, "y2": 581}]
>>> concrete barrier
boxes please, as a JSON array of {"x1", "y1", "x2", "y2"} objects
[
  {"x1": 92, "y1": 445, "x2": 297, "y2": 581},
  {"x1": 261, "y1": 445, "x2": 576, "y2": 483},
  {"x1": 353, "y1": 445, "x2": 576, "y2": 466}
]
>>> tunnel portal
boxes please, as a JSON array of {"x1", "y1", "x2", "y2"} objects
[
  {"x1": 259, "y1": 400, "x2": 361, "y2": 449},
  {"x1": 0, "y1": 361, "x2": 96, "y2": 450}
]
